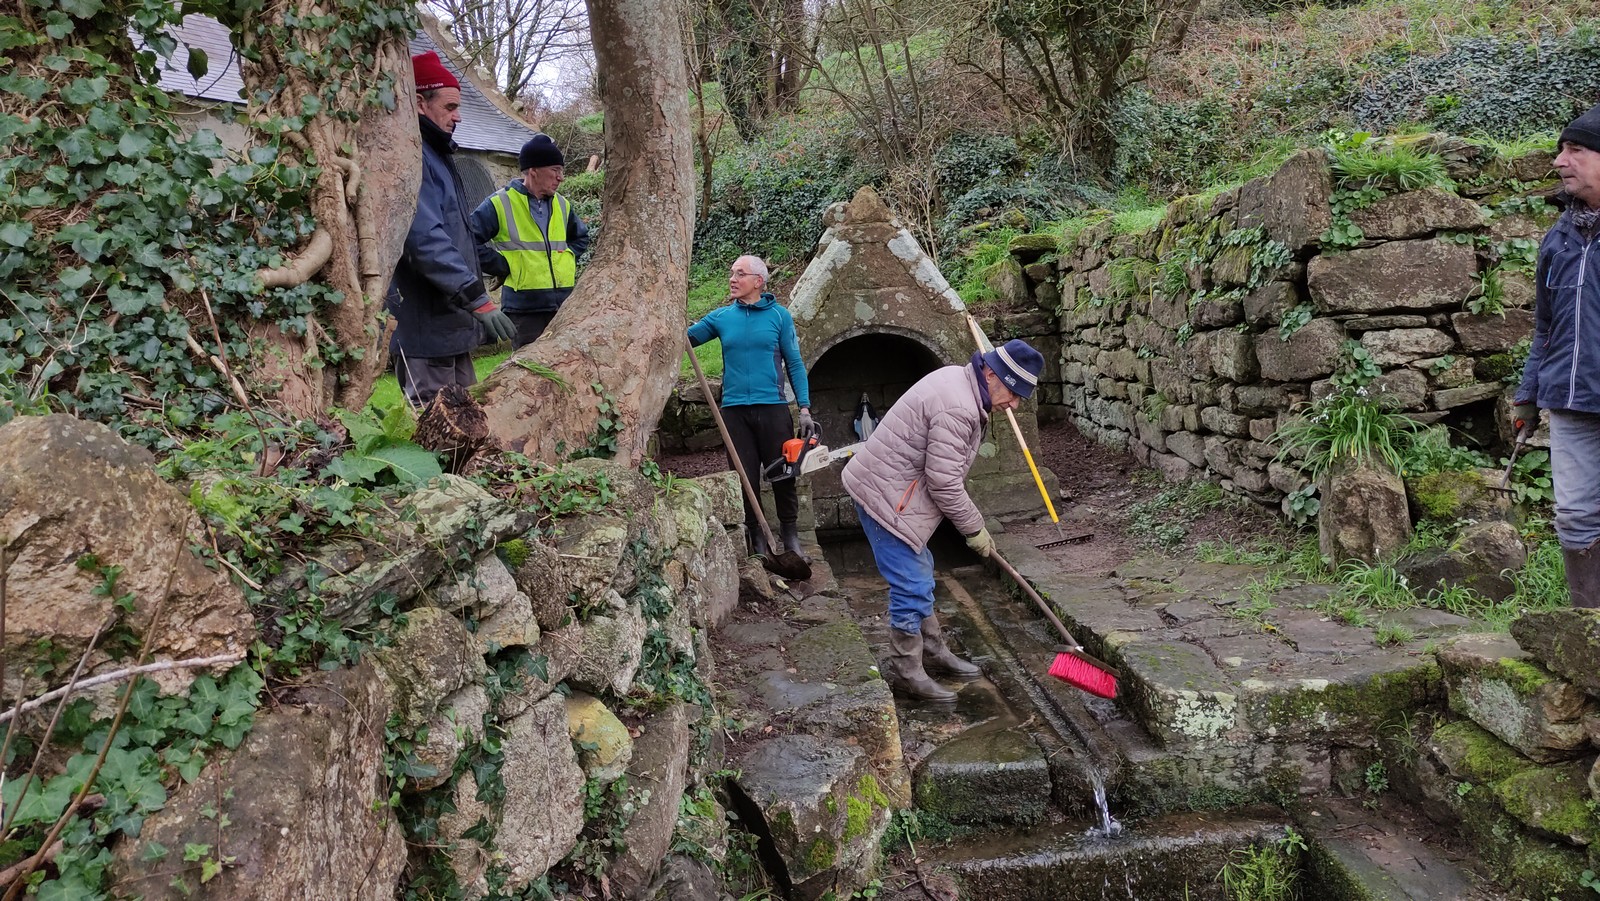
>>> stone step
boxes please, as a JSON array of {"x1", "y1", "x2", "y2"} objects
[
  {"x1": 1295, "y1": 799, "x2": 1509, "y2": 901},
  {"x1": 912, "y1": 722, "x2": 1052, "y2": 827},
  {"x1": 922, "y1": 806, "x2": 1291, "y2": 901}
]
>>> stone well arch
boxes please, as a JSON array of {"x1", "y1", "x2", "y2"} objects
[{"x1": 787, "y1": 186, "x2": 1060, "y2": 532}]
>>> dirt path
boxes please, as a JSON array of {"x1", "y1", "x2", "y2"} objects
[{"x1": 1009, "y1": 418, "x2": 1302, "y2": 575}]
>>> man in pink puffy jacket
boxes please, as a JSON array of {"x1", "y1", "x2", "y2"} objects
[{"x1": 842, "y1": 339, "x2": 1045, "y2": 701}]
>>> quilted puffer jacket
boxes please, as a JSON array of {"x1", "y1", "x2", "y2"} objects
[{"x1": 841, "y1": 363, "x2": 990, "y2": 551}]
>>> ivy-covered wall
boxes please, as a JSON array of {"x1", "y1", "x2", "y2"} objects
[{"x1": 1011, "y1": 136, "x2": 1556, "y2": 513}]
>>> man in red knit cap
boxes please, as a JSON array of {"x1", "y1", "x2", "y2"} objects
[{"x1": 386, "y1": 51, "x2": 515, "y2": 405}]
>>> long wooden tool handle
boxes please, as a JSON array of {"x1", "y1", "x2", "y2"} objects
[
  {"x1": 964, "y1": 314, "x2": 1061, "y2": 525},
  {"x1": 685, "y1": 339, "x2": 777, "y2": 548},
  {"x1": 990, "y1": 550, "x2": 1119, "y2": 676}
]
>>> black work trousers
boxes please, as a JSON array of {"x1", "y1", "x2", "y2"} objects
[
  {"x1": 508, "y1": 310, "x2": 558, "y2": 349},
  {"x1": 721, "y1": 403, "x2": 798, "y2": 528}
]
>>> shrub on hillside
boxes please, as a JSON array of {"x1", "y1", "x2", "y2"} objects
[
  {"x1": 693, "y1": 117, "x2": 871, "y2": 267},
  {"x1": 1353, "y1": 28, "x2": 1600, "y2": 138},
  {"x1": 1110, "y1": 90, "x2": 1237, "y2": 193},
  {"x1": 933, "y1": 132, "x2": 1026, "y2": 203}
]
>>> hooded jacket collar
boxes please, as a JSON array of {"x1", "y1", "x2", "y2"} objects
[
  {"x1": 733, "y1": 292, "x2": 777, "y2": 311},
  {"x1": 419, "y1": 115, "x2": 457, "y2": 155}
]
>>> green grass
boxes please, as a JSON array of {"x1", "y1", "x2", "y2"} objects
[
  {"x1": 368, "y1": 350, "x2": 510, "y2": 413},
  {"x1": 683, "y1": 264, "x2": 730, "y2": 379},
  {"x1": 1110, "y1": 204, "x2": 1169, "y2": 235},
  {"x1": 1330, "y1": 141, "x2": 1454, "y2": 192}
]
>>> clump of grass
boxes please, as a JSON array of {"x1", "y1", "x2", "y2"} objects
[
  {"x1": 1219, "y1": 828, "x2": 1305, "y2": 901},
  {"x1": 1110, "y1": 204, "x2": 1169, "y2": 235},
  {"x1": 1274, "y1": 384, "x2": 1420, "y2": 479},
  {"x1": 1196, "y1": 540, "x2": 1296, "y2": 567},
  {"x1": 1330, "y1": 140, "x2": 1453, "y2": 192},
  {"x1": 1508, "y1": 539, "x2": 1570, "y2": 613},
  {"x1": 1374, "y1": 622, "x2": 1414, "y2": 647}
]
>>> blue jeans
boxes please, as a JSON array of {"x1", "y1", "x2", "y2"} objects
[
  {"x1": 856, "y1": 502, "x2": 935, "y2": 633},
  {"x1": 1549, "y1": 410, "x2": 1600, "y2": 551}
]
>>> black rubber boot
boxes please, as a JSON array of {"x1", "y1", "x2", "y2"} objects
[
  {"x1": 779, "y1": 521, "x2": 808, "y2": 561},
  {"x1": 1567, "y1": 539, "x2": 1600, "y2": 609},
  {"x1": 921, "y1": 613, "x2": 981, "y2": 679},
  {"x1": 746, "y1": 524, "x2": 770, "y2": 559},
  {"x1": 885, "y1": 629, "x2": 956, "y2": 702}
]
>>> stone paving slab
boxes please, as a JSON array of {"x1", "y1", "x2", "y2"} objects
[
  {"x1": 1297, "y1": 798, "x2": 1508, "y2": 900},
  {"x1": 992, "y1": 533, "x2": 1449, "y2": 802}
]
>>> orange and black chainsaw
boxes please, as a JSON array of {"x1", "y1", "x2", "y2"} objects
[{"x1": 762, "y1": 436, "x2": 865, "y2": 482}]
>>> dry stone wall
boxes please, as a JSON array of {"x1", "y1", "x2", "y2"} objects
[
  {"x1": 1009, "y1": 139, "x2": 1557, "y2": 509},
  {"x1": 1403, "y1": 615, "x2": 1600, "y2": 899},
  {"x1": 4, "y1": 415, "x2": 852, "y2": 900}
]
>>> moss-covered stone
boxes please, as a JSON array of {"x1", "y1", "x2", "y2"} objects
[
  {"x1": 1411, "y1": 470, "x2": 1485, "y2": 521},
  {"x1": 1427, "y1": 758, "x2": 1592, "y2": 900},
  {"x1": 1511, "y1": 610, "x2": 1600, "y2": 697},
  {"x1": 1493, "y1": 763, "x2": 1599, "y2": 846},
  {"x1": 805, "y1": 834, "x2": 837, "y2": 872},
  {"x1": 1498, "y1": 657, "x2": 1555, "y2": 695},
  {"x1": 1429, "y1": 719, "x2": 1537, "y2": 784},
  {"x1": 1441, "y1": 633, "x2": 1594, "y2": 763},
  {"x1": 1245, "y1": 660, "x2": 1443, "y2": 745},
  {"x1": 843, "y1": 796, "x2": 872, "y2": 843}
]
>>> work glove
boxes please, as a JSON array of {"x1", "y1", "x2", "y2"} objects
[
  {"x1": 965, "y1": 527, "x2": 995, "y2": 558},
  {"x1": 473, "y1": 305, "x2": 517, "y2": 344},
  {"x1": 798, "y1": 408, "x2": 818, "y2": 440},
  {"x1": 1511, "y1": 402, "x2": 1539, "y2": 443}
]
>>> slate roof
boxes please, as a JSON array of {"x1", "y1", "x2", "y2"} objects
[{"x1": 147, "y1": 16, "x2": 537, "y2": 156}]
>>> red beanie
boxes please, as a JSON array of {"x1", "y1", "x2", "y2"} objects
[{"x1": 412, "y1": 51, "x2": 459, "y2": 92}]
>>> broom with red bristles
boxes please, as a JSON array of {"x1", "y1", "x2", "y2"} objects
[{"x1": 990, "y1": 549, "x2": 1119, "y2": 699}]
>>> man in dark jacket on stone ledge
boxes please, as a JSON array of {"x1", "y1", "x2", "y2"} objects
[
  {"x1": 1514, "y1": 101, "x2": 1600, "y2": 608},
  {"x1": 387, "y1": 51, "x2": 516, "y2": 405}
]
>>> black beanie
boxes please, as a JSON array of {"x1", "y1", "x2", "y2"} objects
[
  {"x1": 1561, "y1": 103, "x2": 1600, "y2": 154},
  {"x1": 518, "y1": 133, "x2": 564, "y2": 170}
]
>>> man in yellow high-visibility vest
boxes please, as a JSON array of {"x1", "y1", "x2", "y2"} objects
[{"x1": 471, "y1": 134, "x2": 591, "y2": 348}]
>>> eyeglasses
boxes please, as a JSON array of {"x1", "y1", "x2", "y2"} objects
[{"x1": 730, "y1": 270, "x2": 758, "y2": 279}]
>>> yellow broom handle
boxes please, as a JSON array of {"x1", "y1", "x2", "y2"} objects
[
  {"x1": 964, "y1": 314, "x2": 1060, "y2": 525},
  {"x1": 1008, "y1": 408, "x2": 1060, "y2": 525}
]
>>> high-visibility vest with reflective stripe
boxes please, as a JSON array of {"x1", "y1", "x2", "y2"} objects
[{"x1": 489, "y1": 189, "x2": 576, "y2": 291}]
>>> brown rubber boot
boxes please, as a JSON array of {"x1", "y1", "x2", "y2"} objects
[
  {"x1": 921, "y1": 613, "x2": 981, "y2": 679},
  {"x1": 1567, "y1": 539, "x2": 1600, "y2": 609},
  {"x1": 885, "y1": 629, "x2": 956, "y2": 702}
]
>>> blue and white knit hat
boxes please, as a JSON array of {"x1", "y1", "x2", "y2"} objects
[{"x1": 981, "y1": 339, "x2": 1045, "y2": 399}]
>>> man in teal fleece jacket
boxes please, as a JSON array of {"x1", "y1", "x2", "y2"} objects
[{"x1": 688, "y1": 255, "x2": 815, "y2": 559}]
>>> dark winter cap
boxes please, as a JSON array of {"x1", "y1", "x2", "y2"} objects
[
  {"x1": 1561, "y1": 102, "x2": 1600, "y2": 154},
  {"x1": 982, "y1": 339, "x2": 1045, "y2": 400},
  {"x1": 412, "y1": 51, "x2": 458, "y2": 92},
  {"x1": 519, "y1": 134, "x2": 565, "y2": 171}
]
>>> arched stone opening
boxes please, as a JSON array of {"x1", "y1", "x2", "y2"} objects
[
  {"x1": 804, "y1": 330, "x2": 943, "y2": 535},
  {"x1": 806, "y1": 330, "x2": 945, "y2": 448}
]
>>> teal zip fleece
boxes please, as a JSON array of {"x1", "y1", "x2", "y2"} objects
[{"x1": 687, "y1": 293, "x2": 810, "y2": 408}]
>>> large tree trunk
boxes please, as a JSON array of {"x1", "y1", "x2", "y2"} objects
[
  {"x1": 224, "y1": 4, "x2": 421, "y2": 416},
  {"x1": 476, "y1": 0, "x2": 696, "y2": 464}
]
